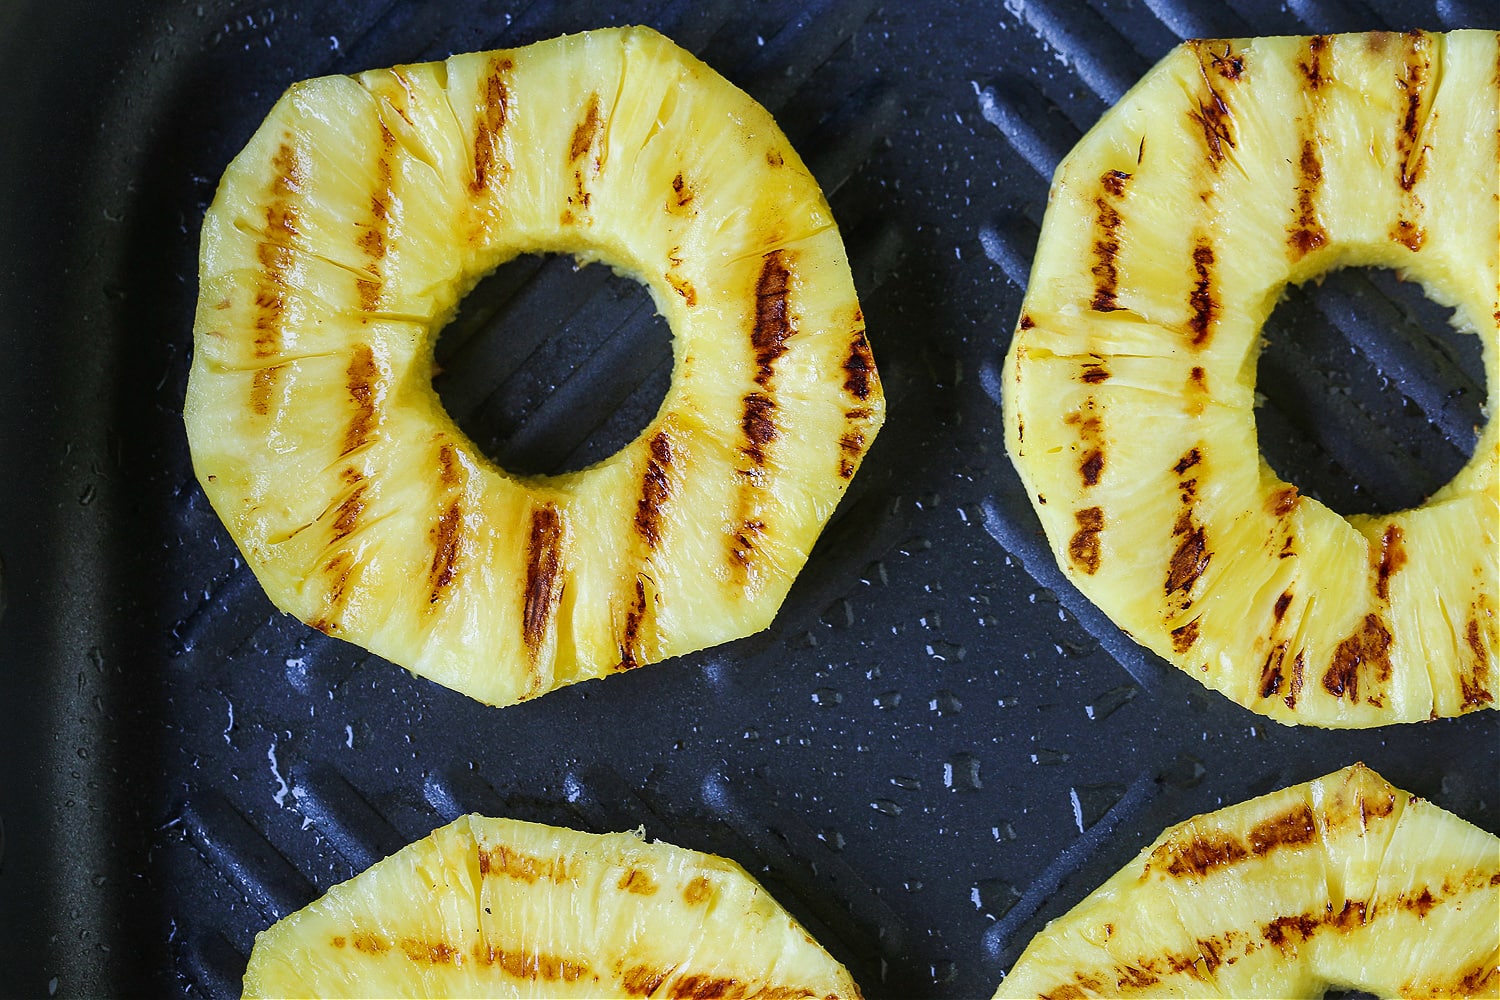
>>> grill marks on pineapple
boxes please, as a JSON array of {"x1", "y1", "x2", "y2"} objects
[
  {"x1": 248, "y1": 140, "x2": 307, "y2": 415},
  {"x1": 522, "y1": 504, "x2": 566, "y2": 664},
  {"x1": 354, "y1": 122, "x2": 396, "y2": 312},
  {"x1": 1288, "y1": 37, "x2": 1331, "y2": 260},
  {"x1": 342, "y1": 345, "x2": 380, "y2": 456},
  {"x1": 1322, "y1": 613, "x2": 1394, "y2": 705},
  {"x1": 1146, "y1": 801, "x2": 1318, "y2": 880},
  {"x1": 1186, "y1": 239, "x2": 1218, "y2": 346},
  {"x1": 472, "y1": 945, "x2": 591, "y2": 983},
  {"x1": 470, "y1": 57, "x2": 512, "y2": 195},
  {"x1": 1461, "y1": 614, "x2": 1495, "y2": 708},
  {"x1": 1392, "y1": 33, "x2": 1438, "y2": 252},
  {"x1": 1187, "y1": 42, "x2": 1241, "y2": 169},
  {"x1": 1088, "y1": 171, "x2": 1130, "y2": 313},
  {"x1": 1065, "y1": 400, "x2": 1105, "y2": 488},
  {"x1": 728, "y1": 252, "x2": 798, "y2": 583},
  {"x1": 1373, "y1": 524, "x2": 1407, "y2": 600},
  {"x1": 634, "y1": 430, "x2": 676, "y2": 549},
  {"x1": 1068, "y1": 507, "x2": 1104, "y2": 575},
  {"x1": 563, "y1": 93, "x2": 604, "y2": 224},
  {"x1": 838, "y1": 315, "x2": 878, "y2": 480}
]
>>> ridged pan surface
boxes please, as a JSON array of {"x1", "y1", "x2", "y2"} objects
[{"x1": 0, "y1": 0, "x2": 1494, "y2": 996}]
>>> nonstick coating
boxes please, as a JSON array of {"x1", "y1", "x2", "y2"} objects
[{"x1": 0, "y1": 1, "x2": 1496, "y2": 996}]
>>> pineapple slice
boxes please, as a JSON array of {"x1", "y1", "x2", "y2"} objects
[
  {"x1": 1004, "y1": 30, "x2": 1498, "y2": 727},
  {"x1": 996, "y1": 764, "x2": 1500, "y2": 998},
  {"x1": 185, "y1": 27, "x2": 883, "y2": 707},
  {"x1": 243, "y1": 814, "x2": 863, "y2": 998}
]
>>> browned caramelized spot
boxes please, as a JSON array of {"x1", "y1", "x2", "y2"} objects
[
  {"x1": 1373, "y1": 524, "x2": 1406, "y2": 600},
  {"x1": 1080, "y1": 360, "x2": 1110, "y2": 384},
  {"x1": 1268, "y1": 485, "x2": 1299, "y2": 517},
  {"x1": 1300, "y1": 35, "x2": 1330, "y2": 89},
  {"x1": 569, "y1": 94, "x2": 602, "y2": 163},
  {"x1": 1039, "y1": 987, "x2": 1087, "y2": 1000},
  {"x1": 478, "y1": 845, "x2": 573, "y2": 883},
  {"x1": 1263, "y1": 899, "x2": 1368, "y2": 954},
  {"x1": 843, "y1": 328, "x2": 876, "y2": 400},
  {"x1": 331, "y1": 482, "x2": 367, "y2": 542},
  {"x1": 1089, "y1": 195, "x2": 1124, "y2": 312},
  {"x1": 330, "y1": 935, "x2": 347, "y2": 948},
  {"x1": 1187, "y1": 240, "x2": 1217, "y2": 346},
  {"x1": 682, "y1": 876, "x2": 713, "y2": 905},
  {"x1": 358, "y1": 123, "x2": 395, "y2": 266},
  {"x1": 766, "y1": 148, "x2": 785, "y2": 167},
  {"x1": 1284, "y1": 651, "x2": 1306, "y2": 709},
  {"x1": 342, "y1": 345, "x2": 379, "y2": 455},
  {"x1": 356, "y1": 277, "x2": 381, "y2": 312},
  {"x1": 353, "y1": 930, "x2": 387, "y2": 953},
  {"x1": 667, "y1": 272, "x2": 697, "y2": 305},
  {"x1": 437, "y1": 443, "x2": 461, "y2": 488},
  {"x1": 1449, "y1": 963, "x2": 1500, "y2": 997},
  {"x1": 1273, "y1": 590, "x2": 1294, "y2": 623},
  {"x1": 427, "y1": 501, "x2": 463, "y2": 605},
  {"x1": 1065, "y1": 405, "x2": 1105, "y2": 488},
  {"x1": 399, "y1": 938, "x2": 457, "y2": 964},
  {"x1": 1249, "y1": 802, "x2": 1316, "y2": 855},
  {"x1": 1260, "y1": 643, "x2": 1290, "y2": 699},
  {"x1": 1101, "y1": 168, "x2": 1131, "y2": 196},
  {"x1": 1166, "y1": 511, "x2": 1209, "y2": 597},
  {"x1": 1174, "y1": 448, "x2": 1202, "y2": 476},
  {"x1": 838, "y1": 430, "x2": 865, "y2": 480},
  {"x1": 470, "y1": 58, "x2": 512, "y2": 194},
  {"x1": 247, "y1": 142, "x2": 305, "y2": 390},
  {"x1": 1322, "y1": 613, "x2": 1393, "y2": 703},
  {"x1": 1205, "y1": 42, "x2": 1246, "y2": 81},
  {"x1": 1018, "y1": 313, "x2": 1036, "y2": 330},
  {"x1": 618, "y1": 575, "x2": 649, "y2": 672},
  {"x1": 250, "y1": 364, "x2": 283, "y2": 416},
  {"x1": 1395, "y1": 34, "x2": 1432, "y2": 192},
  {"x1": 670, "y1": 171, "x2": 694, "y2": 209},
  {"x1": 731, "y1": 519, "x2": 766, "y2": 571},
  {"x1": 1407, "y1": 886, "x2": 1439, "y2": 918},
  {"x1": 1289, "y1": 138, "x2": 1328, "y2": 259},
  {"x1": 1187, "y1": 51, "x2": 1237, "y2": 166},
  {"x1": 522, "y1": 504, "x2": 565, "y2": 657},
  {"x1": 634, "y1": 431, "x2": 674, "y2": 548},
  {"x1": 622, "y1": 965, "x2": 672, "y2": 996},
  {"x1": 1080, "y1": 449, "x2": 1104, "y2": 487},
  {"x1": 741, "y1": 392, "x2": 777, "y2": 465},
  {"x1": 1461, "y1": 618, "x2": 1493, "y2": 707},
  {"x1": 617, "y1": 867, "x2": 657, "y2": 895},
  {"x1": 1171, "y1": 619, "x2": 1200, "y2": 653},
  {"x1": 1151, "y1": 830, "x2": 1248, "y2": 878},
  {"x1": 753, "y1": 251, "x2": 794, "y2": 384},
  {"x1": 1069, "y1": 506, "x2": 1104, "y2": 575},
  {"x1": 1392, "y1": 216, "x2": 1426, "y2": 252},
  {"x1": 472, "y1": 943, "x2": 588, "y2": 982}
]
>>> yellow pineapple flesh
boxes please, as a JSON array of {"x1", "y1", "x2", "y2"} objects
[
  {"x1": 996, "y1": 764, "x2": 1500, "y2": 998},
  {"x1": 185, "y1": 26, "x2": 884, "y2": 708},
  {"x1": 1004, "y1": 30, "x2": 1498, "y2": 727},
  {"x1": 243, "y1": 814, "x2": 863, "y2": 998}
]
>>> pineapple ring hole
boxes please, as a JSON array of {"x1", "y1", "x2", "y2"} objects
[
  {"x1": 1253, "y1": 265, "x2": 1488, "y2": 518},
  {"x1": 431, "y1": 253, "x2": 674, "y2": 477}
]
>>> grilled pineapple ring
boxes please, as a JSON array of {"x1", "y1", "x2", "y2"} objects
[
  {"x1": 1004, "y1": 30, "x2": 1498, "y2": 727},
  {"x1": 185, "y1": 27, "x2": 883, "y2": 707},
  {"x1": 243, "y1": 814, "x2": 864, "y2": 998},
  {"x1": 997, "y1": 764, "x2": 1499, "y2": 998}
]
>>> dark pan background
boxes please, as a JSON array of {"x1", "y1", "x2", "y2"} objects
[{"x1": 1, "y1": 1, "x2": 1497, "y2": 996}]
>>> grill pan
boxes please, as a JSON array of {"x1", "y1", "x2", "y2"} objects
[{"x1": 0, "y1": 1, "x2": 1496, "y2": 996}]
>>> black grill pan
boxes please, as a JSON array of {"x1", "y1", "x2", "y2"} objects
[{"x1": 0, "y1": 1, "x2": 1496, "y2": 997}]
